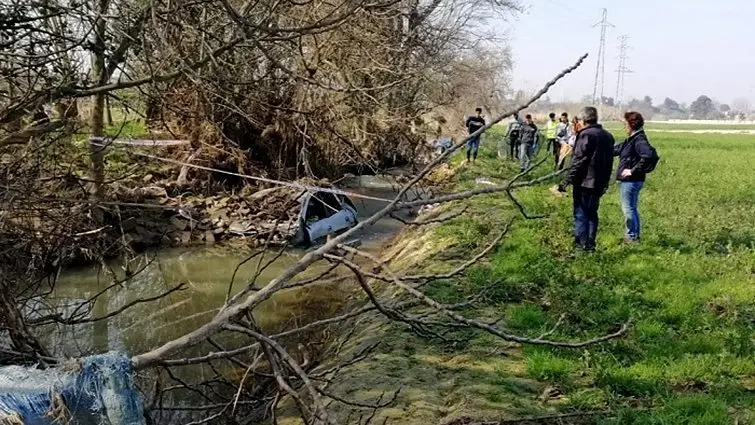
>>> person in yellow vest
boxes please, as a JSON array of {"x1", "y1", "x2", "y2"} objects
[{"x1": 545, "y1": 112, "x2": 559, "y2": 162}]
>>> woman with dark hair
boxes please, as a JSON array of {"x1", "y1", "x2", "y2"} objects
[{"x1": 614, "y1": 111, "x2": 656, "y2": 243}]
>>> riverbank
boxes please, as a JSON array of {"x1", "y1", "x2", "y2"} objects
[{"x1": 298, "y1": 130, "x2": 755, "y2": 424}]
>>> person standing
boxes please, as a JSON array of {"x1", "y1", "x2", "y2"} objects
[
  {"x1": 504, "y1": 119, "x2": 521, "y2": 160},
  {"x1": 614, "y1": 111, "x2": 658, "y2": 243},
  {"x1": 556, "y1": 116, "x2": 581, "y2": 170},
  {"x1": 558, "y1": 106, "x2": 615, "y2": 252},
  {"x1": 545, "y1": 112, "x2": 558, "y2": 156},
  {"x1": 554, "y1": 112, "x2": 570, "y2": 169},
  {"x1": 465, "y1": 108, "x2": 486, "y2": 163},
  {"x1": 515, "y1": 113, "x2": 539, "y2": 172}
]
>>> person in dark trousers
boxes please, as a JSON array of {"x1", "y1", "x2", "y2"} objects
[
  {"x1": 514, "y1": 113, "x2": 539, "y2": 172},
  {"x1": 558, "y1": 106, "x2": 615, "y2": 252},
  {"x1": 545, "y1": 112, "x2": 558, "y2": 154},
  {"x1": 465, "y1": 108, "x2": 486, "y2": 163},
  {"x1": 614, "y1": 111, "x2": 654, "y2": 243},
  {"x1": 505, "y1": 120, "x2": 521, "y2": 160}
]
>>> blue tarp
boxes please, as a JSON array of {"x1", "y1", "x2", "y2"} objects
[{"x1": 0, "y1": 353, "x2": 144, "y2": 425}]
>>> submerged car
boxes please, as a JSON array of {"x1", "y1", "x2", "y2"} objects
[{"x1": 291, "y1": 190, "x2": 358, "y2": 247}]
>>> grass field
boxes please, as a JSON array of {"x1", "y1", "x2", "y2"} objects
[
  {"x1": 643, "y1": 122, "x2": 755, "y2": 131},
  {"x1": 323, "y1": 129, "x2": 755, "y2": 424}
]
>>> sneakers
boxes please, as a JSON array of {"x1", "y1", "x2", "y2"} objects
[
  {"x1": 623, "y1": 236, "x2": 640, "y2": 245},
  {"x1": 573, "y1": 240, "x2": 596, "y2": 253}
]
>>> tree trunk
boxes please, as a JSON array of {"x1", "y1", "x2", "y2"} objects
[
  {"x1": 105, "y1": 95, "x2": 113, "y2": 126},
  {"x1": 89, "y1": 0, "x2": 110, "y2": 200},
  {"x1": 0, "y1": 282, "x2": 50, "y2": 358}
]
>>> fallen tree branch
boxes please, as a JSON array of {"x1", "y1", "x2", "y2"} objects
[
  {"x1": 32, "y1": 283, "x2": 187, "y2": 325},
  {"x1": 0, "y1": 120, "x2": 66, "y2": 147},
  {"x1": 338, "y1": 245, "x2": 630, "y2": 348},
  {"x1": 402, "y1": 223, "x2": 511, "y2": 282},
  {"x1": 397, "y1": 170, "x2": 565, "y2": 210}
]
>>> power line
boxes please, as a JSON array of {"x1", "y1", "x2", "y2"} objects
[
  {"x1": 614, "y1": 34, "x2": 633, "y2": 109},
  {"x1": 591, "y1": 8, "x2": 614, "y2": 106}
]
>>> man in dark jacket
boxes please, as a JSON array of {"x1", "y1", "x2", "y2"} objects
[
  {"x1": 558, "y1": 106, "x2": 615, "y2": 251},
  {"x1": 614, "y1": 111, "x2": 655, "y2": 243},
  {"x1": 465, "y1": 108, "x2": 486, "y2": 163},
  {"x1": 504, "y1": 120, "x2": 521, "y2": 160},
  {"x1": 514, "y1": 113, "x2": 539, "y2": 172}
]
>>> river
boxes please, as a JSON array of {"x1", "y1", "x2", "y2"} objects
[{"x1": 37, "y1": 178, "x2": 411, "y2": 360}]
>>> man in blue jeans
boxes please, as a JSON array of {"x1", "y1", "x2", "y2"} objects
[
  {"x1": 513, "y1": 113, "x2": 539, "y2": 172},
  {"x1": 614, "y1": 111, "x2": 655, "y2": 243},
  {"x1": 465, "y1": 108, "x2": 486, "y2": 163},
  {"x1": 558, "y1": 107, "x2": 615, "y2": 252}
]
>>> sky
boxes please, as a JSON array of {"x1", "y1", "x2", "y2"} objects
[{"x1": 497, "y1": 0, "x2": 755, "y2": 107}]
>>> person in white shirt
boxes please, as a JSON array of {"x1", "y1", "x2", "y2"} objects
[
  {"x1": 557, "y1": 116, "x2": 582, "y2": 170},
  {"x1": 554, "y1": 112, "x2": 570, "y2": 169}
]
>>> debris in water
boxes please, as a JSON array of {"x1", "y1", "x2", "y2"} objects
[{"x1": 0, "y1": 353, "x2": 144, "y2": 425}]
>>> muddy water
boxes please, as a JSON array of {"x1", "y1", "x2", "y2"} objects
[{"x1": 38, "y1": 182, "x2": 411, "y2": 359}]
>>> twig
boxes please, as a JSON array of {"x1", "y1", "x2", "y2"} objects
[
  {"x1": 339, "y1": 245, "x2": 630, "y2": 348},
  {"x1": 401, "y1": 223, "x2": 511, "y2": 281}
]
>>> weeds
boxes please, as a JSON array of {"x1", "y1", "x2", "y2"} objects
[{"x1": 325, "y1": 129, "x2": 755, "y2": 424}]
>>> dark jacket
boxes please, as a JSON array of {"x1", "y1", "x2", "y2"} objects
[
  {"x1": 563, "y1": 124, "x2": 615, "y2": 193},
  {"x1": 614, "y1": 129, "x2": 654, "y2": 182},
  {"x1": 466, "y1": 115, "x2": 485, "y2": 136},
  {"x1": 514, "y1": 115, "x2": 539, "y2": 146}
]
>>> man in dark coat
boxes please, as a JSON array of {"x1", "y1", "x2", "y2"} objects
[
  {"x1": 558, "y1": 106, "x2": 615, "y2": 251},
  {"x1": 465, "y1": 108, "x2": 485, "y2": 163}
]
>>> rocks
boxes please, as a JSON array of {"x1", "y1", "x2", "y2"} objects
[
  {"x1": 121, "y1": 186, "x2": 303, "y2": 248},
  {"x1": 170, "y1": 216, "x2": 188, "y2": 231},
  {"x1": 179, "y1": 231, "x2": 192, "y2": 244},
  {"x1": 228, "y1": 220, "x2": 252, "y2": 235}
]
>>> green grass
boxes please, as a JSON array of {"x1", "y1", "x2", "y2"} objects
[
  {"x1": 450, "y1": 129, "x2": 755, "y2": 421},
  {"x1": 315, "y1": 129, "x2": 755, "y2": 425},
  {"x1": 643, "y1": 123, "x2": 755, "y2": 131}
]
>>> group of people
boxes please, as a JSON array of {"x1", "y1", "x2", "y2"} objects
[
  {"x1": 556, "y1": 107, "x2": 658, "y2": 251},
  {"x1": 464, "y1": 106, "x2": 658, "y2": 252},
  {"x1": 500, "y1": 112, "x2": 580, "y2": 172}
]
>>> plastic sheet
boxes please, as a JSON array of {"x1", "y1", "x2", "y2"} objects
[{"x1": 0, "y1": 353, "x2": 144, "y2": 425}]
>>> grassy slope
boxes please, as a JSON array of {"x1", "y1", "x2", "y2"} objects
[{"x1": 311, "y1": 128, "x2": 755, "y2": 425}]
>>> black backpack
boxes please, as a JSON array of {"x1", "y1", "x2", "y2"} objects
[
  {"x1": 644, "y1": 143, "x2": 660, "y2": 173},
  {"x1": 629, "y1": 132, "x2": 660, "y2": 173},
  {"x1": 509, "y1": 128, "x2": 520, "y2": 141}
]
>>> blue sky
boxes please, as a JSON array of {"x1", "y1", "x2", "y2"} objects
[{"x1": 497, "y1": 0, "x2": 755, "y2": 107}]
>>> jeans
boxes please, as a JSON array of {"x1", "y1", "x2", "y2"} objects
[
  {"x1": 467, "y1": 137, "x2": 480, "y2": 161},
  {"x1": 619, "y1": 181, "x2": 644, "y2": 240},
  {"x1": 519, "y1": 143, "x2": 533, "y2": 170},
  {"x1": 573, "y1": 186, "x2": 601, "y2": 250}
]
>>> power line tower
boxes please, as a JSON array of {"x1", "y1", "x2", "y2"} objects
[
  {"x1": 591, "y1": 8, "x2": 614, "y2": 106},
  {"x1": 615, "y1": 35, "x2": 633, "y2": 110}
]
